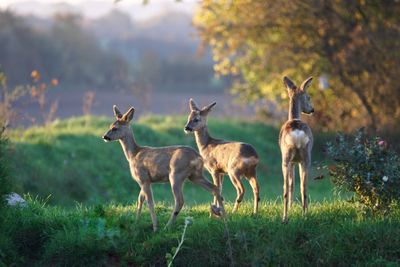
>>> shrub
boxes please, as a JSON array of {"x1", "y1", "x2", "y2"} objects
[
  {"x1": 0, "y1": 124, "x2": 12, "y2": 207},
  {"x1": 326, "y1": 128, "x2": 400, "y2": 212},
  {"x1": 0, "y1": 124, "x2": 15, "y2": 266}
]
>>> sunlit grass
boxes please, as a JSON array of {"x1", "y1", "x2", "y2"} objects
[{"x1": 1, "y1": 198, "x2": 399, "y2": 266}]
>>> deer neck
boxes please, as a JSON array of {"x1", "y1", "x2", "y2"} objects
[
  {"x1": 194, "y1": 126, "x2": 212, "y2": 153},
  {"x1": 119, "y1": 131, "x2": 140, "y2": 161},
  {"x1": 288, "y1": 96, "x2": 301, "y2": 120}
]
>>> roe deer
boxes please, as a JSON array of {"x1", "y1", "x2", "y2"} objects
[
  {"x1": 279, "y1": 76, "x2": 314, "y2": 224},
  {"x1": 184, "y1": 99, "x2": 260, "y2": 214},
  {"x1": 102, "y1": 105, "x2": 225, "y2": 231}
]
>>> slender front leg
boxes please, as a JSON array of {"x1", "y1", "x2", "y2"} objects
[
  {"x1": 282, "y1": 161, "x2": 291, "y2": 224},
  {"x1": 210, "y1": 171, "x2": 222, "y2": 206},
  {"x1": 142, "y1": 184, "x2": 158, "y2": 231},
  {"x1": 136, "y1": 189, "x2": 146, "y2": 221},
  {"x1": 229, "y1": 171, "x2": 245, "y2": 213},
  {"x1": 299, "y1": 162, "x2": 309, "y2": 215},
  {"x1": 190, "y1": 174, "x2": 226, "y2": 219},
  {"x1": 288, "y1": 164, "x2": 295, "y2": 209},
  {"x1": 248, "y1": 174, "x2": 260, "y2": 214},
  {"x1": 166, "y1": 174, "x2": 185, "y2": 228}
]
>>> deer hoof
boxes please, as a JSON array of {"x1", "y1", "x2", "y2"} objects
[{"x1": 210, "y1": 204, "x2": 222, "y2": 217}]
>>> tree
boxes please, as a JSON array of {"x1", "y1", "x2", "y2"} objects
[{"x1": 194, "y1": 0, "x2": 400, "y2": 131}]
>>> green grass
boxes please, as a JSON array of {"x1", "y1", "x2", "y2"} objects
[
  {"x1": 1, "y1": 199, "x2": 400, "y2": 266},
  {"x1": 3, "y1": 117, "x2": 399, "y2": 266},
  {"x1": 7, "y1": 115, "x2": 333, "y2": 207}
]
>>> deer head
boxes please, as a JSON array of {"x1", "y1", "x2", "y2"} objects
[
  {"x1": 283, "y1": 76, "x2": 314, "y2": 115},
  {"x1": 102, "y1": 105, "x2": 135, "y2": 142},
  {"x1": 184, "y1": 98, "x2": 216, "y2": 133}
]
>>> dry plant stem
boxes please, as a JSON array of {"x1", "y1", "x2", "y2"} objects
[{"x1": 167, "y1": 219, "x2": 190, "y2": 267}]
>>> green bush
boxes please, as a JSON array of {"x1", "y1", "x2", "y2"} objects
[
  {"x1": 0, "y1": 125, "x2": 15, "y2": 266},
  {"x1": 326, "y1": 128, "x2": 400, "y2": 211},
  {"x1": 0, "y1": 125, "x2": 12, "y2": 207}
]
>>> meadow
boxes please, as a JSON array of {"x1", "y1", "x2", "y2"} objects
[
  {"x1": 2, "y1": 116, "x2": 399, "y2": 266},
  {"x1": 7, "y1": 115, "x2": 333, "y2": 207},
  {"x1": 2, "y1": 200, "x2": 400, "y2": 266}
]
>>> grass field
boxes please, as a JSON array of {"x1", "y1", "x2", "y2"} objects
[
  {"x1": 1, "y1": 199, "x2": 400, "y2": 266},
  {"x1": 7, "y1": 115, "x2": 333, "y2": 207},
  {"x1": 6, "y1": 116, "x2": 395, "y2": 266}
]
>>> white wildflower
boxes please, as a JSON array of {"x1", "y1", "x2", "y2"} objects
[{"x1": 382, "y1": 176, "x2": 388, "y2": 182}]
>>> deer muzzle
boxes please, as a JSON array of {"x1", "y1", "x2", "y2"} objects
[
  {"x1": 184, "y1": 126, "x2": 193, "y2": 133},
  {"x1": 102, "y1": 135, "x2": 111, "y2": 142}
]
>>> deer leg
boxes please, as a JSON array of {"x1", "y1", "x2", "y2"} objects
[
  {"x1": 282, "y1": 161, "x2": 291, "y2": 224},
  {"x1": 229, "y1": 172, "x2": 245, "y2": 213},
  {"x1": 218, "y1": 173, "x2": 224, "y2": 202},
  {"x1": 210, "y1": 171, "x2": 222, "y2": 206},
  {"x1": 190, "y1": 174, "x2": 226, "y2": 218},
  {"x1": 248, "y1": 174, "x2": 260, "y2": 214},
  {"x1": 136, "y1": 189, "x2": 146, "y2": 221},
  {"x1": 288, "y1": 164, "x2": 295, "y2": 209},
  {"x1": 142, "y1": 184, "x2": 158, "y2": 232},
  {"x1": 299, "y1": 162, "x2": 309, "y2": 215},
  {"x1": 166, "y1": 174, "x2": 185, "y2": 228}
]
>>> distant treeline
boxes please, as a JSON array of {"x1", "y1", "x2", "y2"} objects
[{"x1": 0, "y1": 10, "x2": 227, "y2": 92}]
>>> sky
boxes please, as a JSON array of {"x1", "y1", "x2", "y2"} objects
[{"x1": 0, "y1": 0, "x2": 198, "y2": 21}]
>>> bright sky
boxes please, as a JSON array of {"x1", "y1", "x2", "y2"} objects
[{"x1": 0, "y1": 0, "x2": 198, "y2": 20}]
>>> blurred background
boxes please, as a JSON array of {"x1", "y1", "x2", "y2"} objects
[
  {"x1": 0, "y1": 0, "x2": 252, "y2": 127},
  {"x1": 1, "y1": 0, "x2": 399, "y2": 206},
  {"x1": 1, "y1": 0, "x2": 399, "y2": 132}
]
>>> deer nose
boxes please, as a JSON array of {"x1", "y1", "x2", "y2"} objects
[
  {"x1": 102, "y1": 135, "x2": 111, "y2": 141},
  {"x1": 184, "y1": 126, "x2": 193, "y2": 132}
]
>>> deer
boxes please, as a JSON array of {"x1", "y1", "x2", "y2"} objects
[
  {"x1": 102, "y1": 105, "x2": 225, "y2": 231},
  {"x1": 279, "y1": 76, "x2": 314, "y2": 224},
  {"x1": 184, "y1": 99, "x2": 260, "y2": 214}
]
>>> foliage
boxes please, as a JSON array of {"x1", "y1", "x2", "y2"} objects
[
  {"x1": 0, "y1": 70, "x2": 28, "y2": 124},
  {"x1": 0, "y1": 124, "x2": 12, "y2": 208},
  {"x1": 7, "y1": 116, "x2": 332, "y2": 206},
  {"x1": 194, "y1": 0, "x2": 400, "y2": 131},
  {"x1": 1, "y1": 200, "x2": 400, "y2": 266},
  {"x1": 29, "y1": 70, "x2": 60, "y2": 125},
  {"x1": 326, "y1": 129, "x2": 400, "y2": 212},
  {"x1": 0, "y1": 69, "x2": 60, "y2": 126},
  {"x1": 0, "y1": 126, "x2": 16, "y2": 267}
]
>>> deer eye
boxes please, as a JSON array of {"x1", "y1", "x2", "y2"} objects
[
  {"x1": 193, "y1": 118, "x2": 200, "y2": 123},
  {"x1": 111, "y1": 128, "x2": 117, "y2": 132}
]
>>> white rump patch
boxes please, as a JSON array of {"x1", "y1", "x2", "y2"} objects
[{"x1": 285, "y1": 130, "x2": 310, "y2": 149}]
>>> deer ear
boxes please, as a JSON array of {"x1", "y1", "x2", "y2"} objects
[
  {"x1": 300, "y1": 77, "x2": 313, "y2": 92},
  {"x1": 283, "y1": 76, "x2": 297, "y2": 91},
  {"x1": 122, "y1": 107, "x2": 135, "y2": 122},
  {"x1": 201, "y1": 102, "x2": 216, "y2": 114},
  {"x1": 189, "y1": 98, "x2": 200, "y2": 111},
  {"x1": 113, "y1": 105, "x2": 123, "y2": 119}
]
